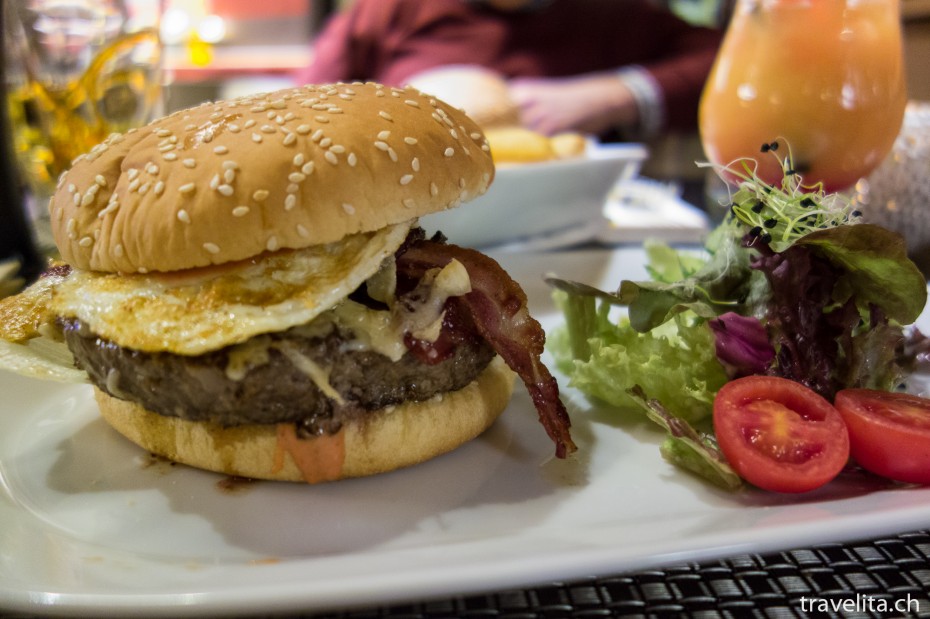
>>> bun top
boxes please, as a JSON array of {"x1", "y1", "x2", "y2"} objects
[{"x1": 50, "y1": 82, "x2": 495, "y2": 273}]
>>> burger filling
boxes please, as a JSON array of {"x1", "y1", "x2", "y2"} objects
[
  {"x1": 59, "y1": 298, "x2": 495, "y2": 437},
  {"x1": 0, "y1": 227, "x2": 577, "y2": 458}
]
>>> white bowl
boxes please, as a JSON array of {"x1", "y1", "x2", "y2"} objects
[{"x1": 420, "y1": 143, "x2": 648, "y2": 248}]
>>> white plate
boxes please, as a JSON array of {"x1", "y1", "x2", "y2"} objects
[
  {"x1": 420, "y1": 143, "x2": 648, "y2": 248},
  {"x1": 2, "y1": 247, "x2": 930, "y2": 617}
]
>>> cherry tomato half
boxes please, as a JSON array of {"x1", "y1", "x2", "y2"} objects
[
  {"x1": 714, "y1": 376, "x2": 849, "y2": 493},
  {"x1": 835, "y1": 389, "x2": 930, "y2": 485}
]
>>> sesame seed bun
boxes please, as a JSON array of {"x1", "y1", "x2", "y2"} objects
[
  {"x1": 93, "y1": 357, "x2": 515, "y2": 483},
  {"x1": 50, "y1": 82, "x2": 495, "y2": 274}
]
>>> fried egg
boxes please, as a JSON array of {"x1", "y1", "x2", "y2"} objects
[{"x1": 51, "y1": 221, "x2": 414, "y2": 355}]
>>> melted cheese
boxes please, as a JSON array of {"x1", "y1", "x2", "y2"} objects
[{"x1": 50, "y1": 222, "x2": 413, "y2": 355}]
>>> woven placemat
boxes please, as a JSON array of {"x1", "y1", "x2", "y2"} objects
[{"x1": 305, "y1": 530, "x2": 930, "y2": 619}]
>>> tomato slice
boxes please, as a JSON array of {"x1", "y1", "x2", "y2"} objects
[
  {"x1": 714, "y1": 376, "x2": 849, "y2": 493},
  {"x1": 835, "y1": 389, "x2": 930, "y2": 484}
]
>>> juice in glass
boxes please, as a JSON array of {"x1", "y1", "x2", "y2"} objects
[{"x1": 699, "y1": 0, "x2": 906, "y2": 191}]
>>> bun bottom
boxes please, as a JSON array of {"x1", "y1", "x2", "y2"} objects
[{"x1": 94, "y1": 357, "x2": 515, "y2": 483}]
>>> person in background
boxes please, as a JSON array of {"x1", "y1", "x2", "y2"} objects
[{"x1": 293, "y1": 0, "x2": 723, "y2": 141}]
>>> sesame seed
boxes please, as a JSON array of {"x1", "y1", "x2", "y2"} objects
[
  {"x1": 399, "y1": 174, "x2": 413, "y2": 185},
  {"x1": 450, "y1": 129, "x2": 459, "y2": 139},
  {"x1": 325, "y1": 151, "x2": 338, "y2": 165},
  {"x1": 95, "y1": 174, "x2": 107, "y2": 187},
  {"x1": 403, "y1": 198, "x2": 415, "y2": 209},
  {"x1": 179, "y1": 183, "x2": 196, "y2": 194},
  {"x1": 72, "y1": 193, "x2": 80, "y2": 206},
  {"x1": 404, "y1": 100, "x2": 420, "y2": 108},
  {"x1": 404, "y1": 137, "x2": 418, "y2": 145},
  {"x1": 374, "y1": 141, "x2": 390, "y2": 152},
  {"x1": 127, "y1": 169, "x2": 140, "y2": 181},
  {"x1": 177, "y1": 209, "x2": 191, "y2": 223},
  {"x1": 228, "y1": 124, "x2": 241, "y2": 133},
  {"x1": 297, "y1": 224, "x2": 310, "y2": 238},
  {"x1": 154, "y1": 181, "x2": 165, "y2": 195},
  {"x1": 342, "y1": 203, "x2": 355, "y2": 215},
  {"x1": 411, "y1": 157, "x2": 420, "y2": 172},
  {"x1": 156, "y1": 129, "x2": 172, "y2": 137},
  {"x1": 288, "y1": 172, "x2": 306, "y2": 183},
  {"x1": 293, "y1": 154, "x2": 305, "y2": 166},
  {"x1": 158, "y1": 143, "x2": 175, "y2": 152},
  {"x1": 213, "y1": 145, "x2": 229, "y2": 155},
  {"x1": 217, "y1": 184, "x2": 234, "y2": 196},
  {"x1": 224, "y1": 169, "x2": 236, "y2": 183},
  {"x1": 244, "y1": 119, "x2": 256, "y2": 129},
  {"x1": 203, "y1": 242, "x2": 221, "y2": 254},
  {"x1": 232, "y1": 206, "x2": 250, "y2": 217},
  {"x1": 311, "y1": 129, "x2": 324, "y2": 142},
  {"x1": 444, "y1": 147, "x2": 455, "y2": 157},
  {"x1": 128, "y1": 179, "x2": 141, "y2": 192},
  {"x1": 138, "y1": 182, "x2": 151, "y2": 195},
  {"x1": 78, "y1": 236, "x2": 93, "y2": 247},
  {"x1": 315, "y1": 116, "x2": 330, "y2": 124},
  {"x1": 146, "y1": 163, "x2": 159, "y2": 174},
  {"x1": 347, "y1": 153, "x2": 357, "y2": 167},
  {"x1": 379, "y1": 111, "x2": 394, "y2": 121},
  {"x1": 267, "y1": 236, "x2": 279, "y2": 251},
  {"x1": 183, "y1": 158, "x2": 196, "y2": 168},
  {"x1": 114, "y1": 244, "x2": 124, "y2": 257},
  {"x1": 377, "y1": 130, "x2": 391, "y2": 140},
  {"x1": 253, "y1": 189, "x2": 269, "y2": 201},
  {"x1": 285, "y1": 195, "x2": 297, "y2": 210},
  {"x1": 223, "y1": 160, "x2": 238, "y2": 170},
  {"x1": 319, "y1": 137, "x2": 333, "y2": 148},
  {"x1": 430, "y1": 182, "x2": 439, "y2": 196},
  {"x1": 252, "y1": 133, "x2": 263, "y2": 143},
  {"x1": 388, "y1": 147, "x2": 398, "y2": 162},
  {"x1": 470, "y1": 132, "x2": 482, "y2": 140},
  {"x1": 67, "y1": 183, "x2": 76, "y2": 193},
  {"x1": 163, "y1": 152, "x2": 178, "y2": 161},
  {"x1": 302, "y1": 162, "x2": 315, "y2": 175},
  {"x1": 210, "y1": 174, "x2": 220, "y2": 190},
  {"x1": 296, "y1": 124, "x2": 311, "y2": 135}
]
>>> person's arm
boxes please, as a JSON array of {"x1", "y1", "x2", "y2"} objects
[
  {"x1": 510, "y1": 3, "x2": 721, "y2": 138},
  {"x1": 508, "y1": 66, "x2": 669, "y2": 139}
]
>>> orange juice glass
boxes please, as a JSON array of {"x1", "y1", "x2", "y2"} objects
[{"x1": 699, "y1": 0, "x2": 907, "y2": 192}]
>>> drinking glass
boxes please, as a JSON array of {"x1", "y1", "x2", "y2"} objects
[
  {"x1": 699, "y1": 0, "x2": 907, "y2": 192},
  {"x1": 3, "y1": 0, "x2": 162, "y2": 251}
]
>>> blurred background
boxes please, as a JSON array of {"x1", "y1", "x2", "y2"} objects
[{"x1": 159, "y1": 0, "x2": 930, "y2": 182}]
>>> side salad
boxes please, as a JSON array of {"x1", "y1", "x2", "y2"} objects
[{"x1": 548, "y1": 142, "x2": 930, "y2": 493}]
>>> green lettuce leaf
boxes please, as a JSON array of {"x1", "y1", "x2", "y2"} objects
[{"x1": 550, "y1": 291, "x2": 728, "y2": 424}]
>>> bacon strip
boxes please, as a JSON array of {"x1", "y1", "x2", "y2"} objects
[{"x1": 397, "y1": 239, "x2": 576, "y2": 458}]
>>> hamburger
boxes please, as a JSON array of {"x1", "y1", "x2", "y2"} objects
[{"x1": 0, "y1": 82, "x2": 575, "y2": 483}]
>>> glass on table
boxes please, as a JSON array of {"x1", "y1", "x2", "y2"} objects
[
  {"x1": 699, "y1": 0, "x2": 907, "y2": 192},
  {"x1": 3, "y1": 0, "x2": 162, "y2": 252}
]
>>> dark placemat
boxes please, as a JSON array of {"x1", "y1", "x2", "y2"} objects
[
  {"x1": 4, "y1": 533, "x2": 930, "y2": 618},
  {"x1": 302, "y1": 530, "x2": 930, "y2": 619}
]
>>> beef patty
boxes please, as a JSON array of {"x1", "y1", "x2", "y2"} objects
[{"x1": 60, "y1": 305, "x2": 495, "y2": 437}]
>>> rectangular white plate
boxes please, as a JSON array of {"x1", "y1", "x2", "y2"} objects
[{"x1": 1, "y1": 247, "x2": 929, "y2": 616}]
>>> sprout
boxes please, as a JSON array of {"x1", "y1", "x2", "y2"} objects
[{"x1": 699, "y1": 139, "x2": 862, "y2": 252}]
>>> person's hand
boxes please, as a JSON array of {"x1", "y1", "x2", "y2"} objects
[{"x1": 508, "y1": 73, "x2": 639, "y2": 136}]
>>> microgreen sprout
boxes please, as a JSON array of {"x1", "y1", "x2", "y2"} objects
[{"x1": 699, "y1": 139, "x2": 862, "y2": 252}]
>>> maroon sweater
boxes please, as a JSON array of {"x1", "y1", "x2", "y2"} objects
[{"x1": 296, "y1": 0, "x2": 722, "y2": 132}]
